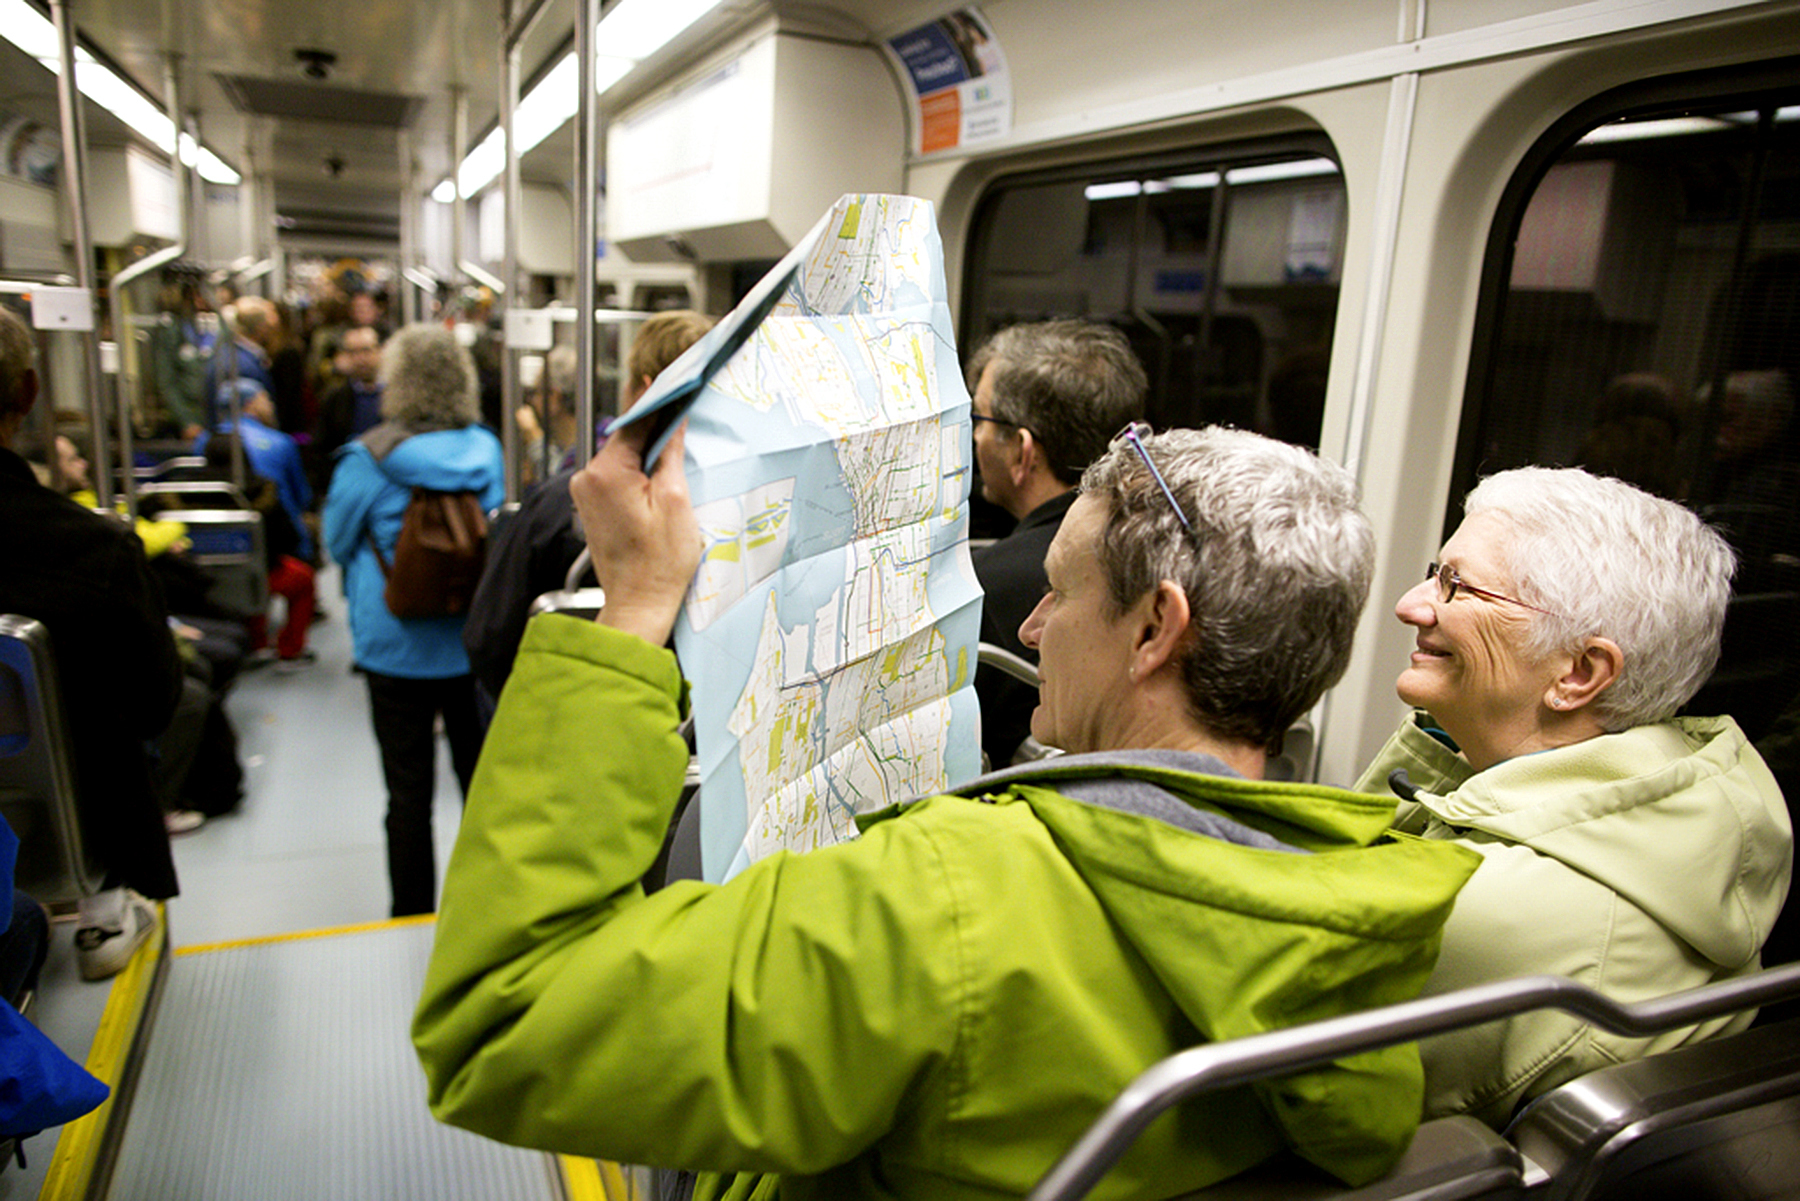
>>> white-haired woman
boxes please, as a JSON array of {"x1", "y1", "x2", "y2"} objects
[
  {"x1": 323, "y1": 324, "x2": 503, "y2": 917},
  {"x1": 1357, "y1": 466, "x2": 1792, "y2": 1126}
]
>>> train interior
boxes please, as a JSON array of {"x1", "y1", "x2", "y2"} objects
[{"x1": 0, "y1": 0, "x2": 1799, "y2": 1197}]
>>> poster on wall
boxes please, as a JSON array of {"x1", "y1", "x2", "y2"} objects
[{"x1": 884, "y1": 8, "x2": 1011, "y2": 156}]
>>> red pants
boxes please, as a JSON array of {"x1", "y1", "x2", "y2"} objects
[{"x1": 268, "y1": 555, "x2": 316, "y2": 659}]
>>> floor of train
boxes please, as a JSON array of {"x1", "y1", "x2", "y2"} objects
[{"x1": 1, "y1": 562, "x2": 469, "y2": 1200}]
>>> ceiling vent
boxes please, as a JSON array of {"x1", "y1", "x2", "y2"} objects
[{"x1": 216, "y1": 74, "x2": 424, "y2": 129}]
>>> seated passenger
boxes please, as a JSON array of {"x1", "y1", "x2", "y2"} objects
[
  {"x1": 1355, "y1": 466, "x2": 1793, "y2": 1126},
  {"x1": 0, "y1": 307, "x2": 181, "y2": 980},
  {"x1": 414, "y1": 423, "x2": 1481, "y2": 1197},
  {"x1": 197, "y1": 381, "x2": 314, "y2": 561},
  {"x1": 967, "y1": 320, "x2": 1147, "y2": 768}
]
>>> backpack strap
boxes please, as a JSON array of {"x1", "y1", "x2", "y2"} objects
[{"x1": 363, "y1": 451, "x2": 396, "y2": 578}]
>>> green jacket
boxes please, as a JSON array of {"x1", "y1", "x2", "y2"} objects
[
  {"x1": 1355, "y1": 713, "x2": 1793, "y2": 1127},
  {"x1": 415, "y1": 617, "x2": 1478, "y2": 1199}
]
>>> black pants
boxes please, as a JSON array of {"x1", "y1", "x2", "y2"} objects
[{"x1": 363, "y1": 671, "x2": 482, "y2": 917}]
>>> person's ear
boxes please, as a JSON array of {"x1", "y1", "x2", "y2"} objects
[
  {"x1": 1548, "y1": 636, "x2": 1622, "y2": 713},
  {"x1": 1010, "y1": 426, "x2": 1038, "y2": 486},
  {"x1": 1132, "y1": 580, "x2": 1191, "y2": 679}
]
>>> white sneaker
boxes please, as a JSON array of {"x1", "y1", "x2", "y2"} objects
[
  {"x1": 165, "y1": 809, "x2": 206, "y2": 835},
  {"x1": 74, "y1": 889, "x2": 158, "y2": 981}
]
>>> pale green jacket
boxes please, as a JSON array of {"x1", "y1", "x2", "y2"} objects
[
  {"x1": 415, "y1": 617, "x2": 1479, "y2": 1199},
  {"x1": 1356, "y1": 713, "x2": 1793, "y2": 1127}
]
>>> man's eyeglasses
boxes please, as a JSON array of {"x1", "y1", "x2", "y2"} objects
[
  {"x1": 971, "y1": 412, "x2": 1023, "y2": 431},
  {"x1": 1425, "y1": 562, "x2": 1554, "y2": 615},
  {"x1": 1111, "y1": 422, "x2": 1192, "y2": 532}
]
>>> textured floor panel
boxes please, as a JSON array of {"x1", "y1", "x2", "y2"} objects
[{"x1": 105, "y1": 920, "x2": 563, "y2": 1201}]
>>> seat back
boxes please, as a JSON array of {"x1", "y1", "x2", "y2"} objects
[
  {"x1": 137, "y1": 478, "x2": 255, "y2": 511},
  {"x1": 0, "y1": 615, "x2": 103, "y2": 904},
  {"x1": 1027, "y1": 963, "x2": 1800, "y2": 1201},
  {"x1": 178, "y1": 509, "x2": 269, "y2": 612},
  {"x1": 1508, "y1": 1016, "x2": 1800, "y2": 1201},
  {"x1": 1173, "y1": 1116, "x2": 1524, "y2": 1201}
]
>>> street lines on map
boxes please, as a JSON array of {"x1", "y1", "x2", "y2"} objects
[
  {"x1": 785, "y1": 195, "x2": 930, "y2": 318},
  {"x1": 730, "y1": 590, "x2": 955, "y2": 857},
  {"x1": 707, "y1": 316, "x2": 941, "y2": 433}
]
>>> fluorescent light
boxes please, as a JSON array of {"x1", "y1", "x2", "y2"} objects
[
  {"x1": 516, "y1": 53, "x2": 579, "y2": 149},
  {"x1": 1578, "y1": 116, "x2": 1729, "y2": 144},
  {"x1": 596, "y1": 0, "x2": 723, "y2": 60},
  {"x1": 1162, "y1": 171, "x2": 1221, "y2": 190},
  {"x1": 0, "y1": 0, "x2": 58, "y2": 58},
  {"x1": 1225, "y1": 158, "x2": 1339, "y2": 185},
  {"x1": 431, "y1": 0, "x2": 724, "y2": 201},
  {"x1": 1085, "y1": 181, "x2": 1142, "y2": 201},
  {"x1": 0, "y1": 0, "x2": 239, "y2": 184}
]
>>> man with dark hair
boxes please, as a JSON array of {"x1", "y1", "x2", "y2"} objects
[
  {"x1": 965, "y1": 318, "x2": 1147, "y2": 766},
  {"x1": 0, "y1": 306, "x2": 180, "y2": 980}
]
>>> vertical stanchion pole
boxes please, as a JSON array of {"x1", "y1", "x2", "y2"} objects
[
  {"x1": 49, "y1": 0, "x2": 112, "y2": 511},
  {"x1": 501, "y1": 15, "x2": 523, "y2": 502},
  {"x1": 574, "y1": 0, "x2": 597, "y2": 468},
  {"x1": 398, "y1": 129, "x2": 418, "y2": 326}
]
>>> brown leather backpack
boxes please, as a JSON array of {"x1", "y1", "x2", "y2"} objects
[{"x1": 367, "y1": 487, "x2": 488, "y2": 619}]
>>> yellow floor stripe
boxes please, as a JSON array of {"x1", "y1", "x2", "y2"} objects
[
  {"x1": 175, "y1": 913, "x2": 436, "y2": 957},
  {"x1": 560, "y1": 1156, "x2": 645, "y2": 1200},
  {"x1": 39, "y1": 903, "x2": 168, "y2": 1201}
]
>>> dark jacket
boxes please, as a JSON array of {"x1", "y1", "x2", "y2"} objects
[
  {"x1": 0, "y1": 448, "x2": 182, "y2": 898},
  {"x1": 970, "y1": 489, "x2": 1075, "y2": 766},
  {"x1": 462, "y1": 466, "x2": 586, "y2": 700}
]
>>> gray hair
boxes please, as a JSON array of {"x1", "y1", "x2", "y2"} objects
[
  {"x1": 381, "y1": 323, "x2": 480, "y2": 429},
  {"x1": 1463, "y1": 467, "x2": 1736, "y2": 731},
  {"x1": 967, "y1": 320, "x2": 1147, "y2": 485},
  {"x1": 1082, "y1": 426, "x2": 1374, "y2": 753},
  {"x1": 0, "y1": 306, "x2": 34, "y2": 409}
]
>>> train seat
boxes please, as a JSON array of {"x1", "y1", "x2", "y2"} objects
[
  {"x1": 0, "y1": 615, "x2": 103, "y2": 905},
  {"x1": 1506, "y1": 1015, "x2": 1800, "y2": 1201},
  {"x1": 173, "y1": 508, "x2": 269, "y2": 613},
  {"x1": 1170, "y1": 1116, "x2": 1524, "y2": 1200}
]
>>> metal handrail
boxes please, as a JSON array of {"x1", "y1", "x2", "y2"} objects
[
  {"x1": 977, "y1": 642, "x2": 1040, "y2": 687},
  {"x1": 1028, "y1": 961, "x2": 1800, "y2": 1201}
]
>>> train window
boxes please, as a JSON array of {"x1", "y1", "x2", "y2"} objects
[
  {"x1": 1459, "y1": 62, "x2": 1800, "y2": 741},
  {"x1": 961, "y1": 138, "x2": 1346, "y2": 448}
]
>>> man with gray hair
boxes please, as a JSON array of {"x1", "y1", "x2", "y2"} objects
[
  {"x1": 966, "y1": 318, "x2": 1147, "y2": 766},
  {"x1": 0, "y1": 305, "x2": 181, "y2": 979},
  {"x1": 414, "y1": 420, "x2": 1480, "y2": 1198}
]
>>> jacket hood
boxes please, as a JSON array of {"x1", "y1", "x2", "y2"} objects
[
  {"x1": 914, "y1": 750, "x2": 1481, "y2": 1184},
  {"x1": 362, "y1": 424, "x2": 501, "y2": 493},
  {"x1": 1406, "y1": 715, "x2": 1791, "y2": 968}
]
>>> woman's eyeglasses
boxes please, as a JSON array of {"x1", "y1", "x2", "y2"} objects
[
  {"x1": 1111, "y1": 422, "x2": 1192, "y2": 532},
  {"x1": 1425, "y1": 562, "x2": 1554, "y2": 615}
]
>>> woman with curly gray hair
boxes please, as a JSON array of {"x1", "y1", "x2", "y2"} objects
[
  {"x1": 323, "y1": 323, "x2": 503, "y2": 916},
  {"x1": 1357, "y1": 465, "x2": 1791, "y2": 1127}
]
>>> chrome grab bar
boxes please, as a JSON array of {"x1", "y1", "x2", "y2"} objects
[{"x1": 1028, "y1": 961, "x2": 1800, "y2": 1201}]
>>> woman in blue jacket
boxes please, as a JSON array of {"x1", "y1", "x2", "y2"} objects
[{"x1": 323, "y1": 324, "x2": 504, "y2": 916}]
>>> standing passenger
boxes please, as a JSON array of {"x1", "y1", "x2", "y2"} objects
[
  {"x1": 965, "y1": 319, "x2": 1147, "y2": 766},
  {"x1": 323, "y1": 325, "x2": 504, "y2": 917},
  {"x1": 462, "y1": 310, "x2": 713, "y2": 705},
  {"x1": 415, "y1": 423, "x2": 1480, "y2": 1197}
]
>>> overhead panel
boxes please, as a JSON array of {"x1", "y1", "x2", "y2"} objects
[
  {"x1": 607, "y1": 29, "x2": 905, "y2": 262},
  {"x1": 215, "y1": 74, "x2": 425, "y2": 129}
]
